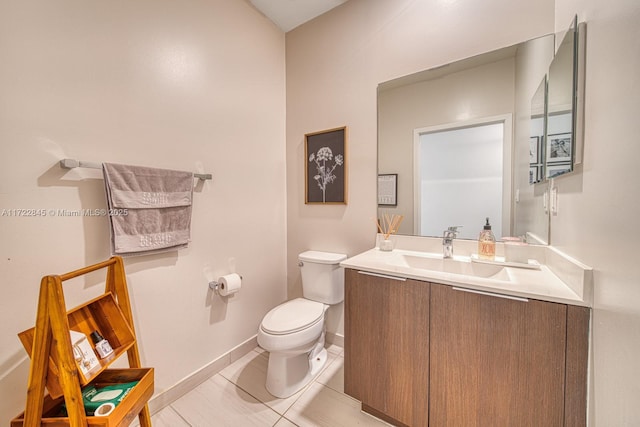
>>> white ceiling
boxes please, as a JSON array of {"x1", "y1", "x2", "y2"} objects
[{"x1": 249, "y1": 0, "x2": 349, "y2": 32}]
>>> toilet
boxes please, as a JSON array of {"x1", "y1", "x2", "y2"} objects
[{"x1": 258, "y1": 250, "x2": 347, "y2": 398}]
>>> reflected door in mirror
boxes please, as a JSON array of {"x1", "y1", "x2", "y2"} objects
[{"x1": 416, "y1": 121, "x2": 504, "y2": 240}]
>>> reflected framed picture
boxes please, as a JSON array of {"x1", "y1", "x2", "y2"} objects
[
  {"x1": 546, "y1": 162, "x2": 572, "y2": 178},
  {"x1": 378, "y1": 174, "x2": 397, "y2": 206},
  {"x1": 529, "y1": 166, "x2": 537, "y2": 184},
  {"x1": 529, "y1": 136, "x2": 540, "y2": 164},
  {"x1": 547, "y1": 132, "x2": 572, "y2": 163},
  {"x1": 305, "y1": 126, "x2": 347, "y2": 204}
]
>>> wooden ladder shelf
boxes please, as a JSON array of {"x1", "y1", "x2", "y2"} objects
[{"x1": 12, "y1": 256, "x2": 153, "y2": 427}]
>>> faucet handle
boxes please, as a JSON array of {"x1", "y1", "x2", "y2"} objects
[{"x1": 446, "y1": 225, "x2": 462, "y2": 235}]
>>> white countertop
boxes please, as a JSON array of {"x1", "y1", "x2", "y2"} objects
[{"x1": 341, "y1": 246, "x2": 592, "y2": 307}]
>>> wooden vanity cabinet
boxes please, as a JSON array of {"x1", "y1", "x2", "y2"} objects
[
  {"x1": 430, "y1": 283, "x2": 589, "y2": 426},
  {"x1": 344, "y1": 268, "x2": 430, "y2": 427},
  {"x1": 344, "y1": 269, "x2": 590, "y2": 427}
]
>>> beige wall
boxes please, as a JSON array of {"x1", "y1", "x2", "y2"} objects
[
  {"x1": 285, "y1": 0, "x2": 554, "y2": 342},
  {"x1": 553, "y1": 0, "x2": 640, "y2": 424},
  {"x1": 0, "y1": 0, "x2": 286, "y2": 423}
]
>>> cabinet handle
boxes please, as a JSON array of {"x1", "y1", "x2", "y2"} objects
[
  {"x1": 357, "y1": 271, "x2": 407, "y2": 282},
  {"x1": 452, "y1": 286, "x2": 529, "y2": 302}
]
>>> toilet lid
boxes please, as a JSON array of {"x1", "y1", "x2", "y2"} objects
[{"x1": 261, "y1": 298, "x2": 325, "y2": 335}]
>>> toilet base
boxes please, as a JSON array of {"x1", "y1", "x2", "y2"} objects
[{"x1": 265, "y1": 338, "x2": 328, "y2": 398}]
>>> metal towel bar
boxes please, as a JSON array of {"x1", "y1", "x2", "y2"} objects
[{"x1": 59, "y1": 158, "x2": 212, "y2": 180}]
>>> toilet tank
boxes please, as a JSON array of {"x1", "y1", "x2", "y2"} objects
[{"x1": 299, "y1": 251, "x2": 347, "y2": 305}]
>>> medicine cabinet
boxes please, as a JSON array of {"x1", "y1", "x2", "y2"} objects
[{"x1": 530, "y1": 15, "x2": 586, "y2": 183}]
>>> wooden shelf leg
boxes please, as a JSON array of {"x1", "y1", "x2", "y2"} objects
[
  {"x1": 23, "y1": 277, "x2": 53, "y2": 427},
  {"x1": 48, "y1": 276, "x2": 87, "y2": 427},
  {"x1": 107, "y1": 257, "x2": 153, "y2": 427}
]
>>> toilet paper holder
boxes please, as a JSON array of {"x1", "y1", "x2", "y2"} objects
[{"x1": 208, "y1": 275, "x2": 243, "y2": 293}]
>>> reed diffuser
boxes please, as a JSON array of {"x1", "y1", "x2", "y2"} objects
[{"x1": 377, "y1": 213, "x2": 404, "y2": 251}]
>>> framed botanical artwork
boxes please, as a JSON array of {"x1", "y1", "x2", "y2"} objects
[
  {"x1": 547, "y1": 132, "x2": 572, "y2": 163},
  {"x1": 305, "y1": 126, "x2": 347, "y2": 204},
  {"x1": 378, "y1": 174, "x2": 398, "y2": 206}
]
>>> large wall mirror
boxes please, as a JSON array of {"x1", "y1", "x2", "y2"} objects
[{"x1": 378, "y1": 34, "x2": 555, "y2": 243}]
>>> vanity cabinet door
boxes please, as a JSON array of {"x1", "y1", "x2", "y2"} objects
[
  {"x1": 429, "y1": 283, "x2": 567, "y2": 426},
  {"x1": 344, "y1": 268, "x2": 429, "y2": 427}
]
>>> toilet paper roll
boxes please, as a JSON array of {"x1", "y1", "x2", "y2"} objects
[
  {"x1": 94, "y1": 402, "x2": 115, "y2": 417},
  {"x1": 218, "y1": 273, "x2": 241, "y2": 296}
]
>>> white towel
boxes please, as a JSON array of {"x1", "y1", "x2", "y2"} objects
[{"x1": 102, "y1": 163, "x2": 194, "y2": 256}]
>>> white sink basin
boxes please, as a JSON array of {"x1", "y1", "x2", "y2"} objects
[
  {"x1": 340, "y1": 244, "x2": 593, "y2": 307},
  {"x1": 397, "y1": 253, "x2": 510, "y2": 281}
]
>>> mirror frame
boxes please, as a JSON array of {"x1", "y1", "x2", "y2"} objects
[
  {"x1": 545, "y1": 16, "x2": 578, "y2": 179},
  {"x1": 543, "y1": 16, "x2": 586, "y2": 180}
]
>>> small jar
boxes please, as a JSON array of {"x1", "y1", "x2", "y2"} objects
[
  {"x1": 379, "y1": 239, "x2": 394, "y2": 252},
  {"x1": 90, "y1": 330, "x2": 114, "y2": 359}
]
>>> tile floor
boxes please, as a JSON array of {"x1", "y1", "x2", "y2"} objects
[{"x1": 139, "y1": 345, "x2": 390, "y2": 427}]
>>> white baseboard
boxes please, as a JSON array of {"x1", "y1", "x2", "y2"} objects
[
  {"x1": 326, "y1": 331, "x2": 344, "y2": 348},
  {"x1": 146, "y1": 332, "x2": 344, "y2": 415},
  {"x1": 147, "y1": 335, "x2": 258, "y2": 414}
]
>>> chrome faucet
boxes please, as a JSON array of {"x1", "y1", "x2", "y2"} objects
[{"x1": 442, "y1": 226, "x2": 461, "y2": 259}]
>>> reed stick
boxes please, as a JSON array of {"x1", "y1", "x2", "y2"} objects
[
  {"x1": 391, "y1": 215, "x2": 404, "y2": 235},
  {"x1": 378, "y1": 213, "x2": 405, "y2": 240}
]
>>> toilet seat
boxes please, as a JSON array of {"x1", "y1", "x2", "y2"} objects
[{"x1": 261, "y1": 298, "x2": 325, "y2": 335}]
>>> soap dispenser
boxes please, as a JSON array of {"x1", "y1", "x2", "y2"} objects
[{"x1": 478, "y1": 217, "x2": 496, "y2": 260}]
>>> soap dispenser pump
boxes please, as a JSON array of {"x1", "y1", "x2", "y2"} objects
[{"x1": 478, "y1": 217, "x2": 496, "y2": 260}]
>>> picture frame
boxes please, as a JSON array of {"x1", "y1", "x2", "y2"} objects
[
  {"x1": 546, "y1": 162, "x2": 572, "y2": 178},
  {"x1": 529, "y1": 166, "x2": 537, "y2": 185},
  {"x1": 529, "y1": 136, "x2": 540, "y2": 164},
  {"x1": 378, "y1": 174, "x2": 398, "y2": 206},
  {"x1": 529, "y1": 165, "x2": 543, "y2": 185},
  {"x1": 547, "y1": 132, "x2": 572, "y2": 163},
  {"x1": 305, "y1": 126, "x2": 347, "y2": 204}
]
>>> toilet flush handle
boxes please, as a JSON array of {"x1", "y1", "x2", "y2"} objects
[{"x1": 298, "y1": 261, "x2": 304, "y2": 267}]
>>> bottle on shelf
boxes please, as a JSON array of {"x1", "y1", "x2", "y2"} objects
[{"x1": 91, "y1": 330, "x2": 114, "y2": 359}]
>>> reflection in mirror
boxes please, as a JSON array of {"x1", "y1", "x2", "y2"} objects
[
  {"x1": 546, "y1": 16, "x2": 577, "y2": 179},
  {"x1": 529, "y1": 76, "x2": 547, "y2": 185},
  {"x1": 413, "y1": 118, "x2": 509, "y2": 240},
  {"x1": 378, "y1": 34, "x2": 554, "y2": 243}
]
